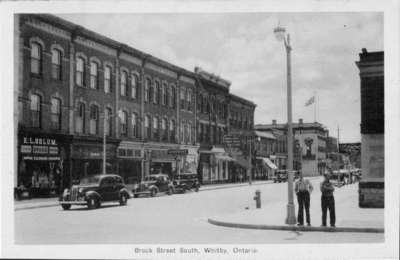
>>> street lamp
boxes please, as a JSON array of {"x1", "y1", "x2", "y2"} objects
[{"x1": 274, "y1": 25, "x2": 297, "y2": 225}]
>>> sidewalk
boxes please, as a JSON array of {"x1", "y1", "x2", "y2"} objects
[
  {"x1": 208, "y1": 180, "x2": 384, "y2": 233},
  {"x1": 14, "y1": 180, "x2": 273, "y2": 210}
]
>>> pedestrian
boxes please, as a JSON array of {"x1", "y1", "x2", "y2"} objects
[
  {"x1": 295, "y1": 173, "x2": 313, "y2": 226},
  {"x1": 320, "y1": 173, "x2": 336, "y2": 227}
]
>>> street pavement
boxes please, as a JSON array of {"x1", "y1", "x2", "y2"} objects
[{"x1": 14, "y1": 177, "x2": 384, "y2": 244}]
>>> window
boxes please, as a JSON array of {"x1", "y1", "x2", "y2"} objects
[
  {"x1": 120, "y1": 111, "x2": 127, "y2": 136},
  {"x1": 105, "y1": 108, "x2": 112, "y2": 136},
  {"x1": 170, "y1": 119, "x2": 175, "y2": 142},
  {"x1": 169, "y1": 85, "x2": 176, "y2": 108},
  {"x1": 187, "y1": 89, "x2": 192, "y2": 111},
  {"x1": 188, "y1": 123, "x2": 192, "y2": 144},
  {"x1": 180, "y1": 88, "x2": 185, "y2": 109},
  {"x1": 89, "y1": 62, "x2": 98, "y2": 89},
  {"x1": 153, "y1": 81, "x2": 160, "y2": 104},
  {"x1": 131, "y1": 74, "x2": 138, "y2": 99},
  {"x1": 162, "y1": 83, "x2": 167, "y2": 105},
  {"x1": 51, "y1": 49, "x2": 62, "y2": 80},
  {"x1": 145, "y1": 115, "x2": 151, "y2": 139},
  {"x1": 145, "y1": 78, "x2": 151, "y2": 102},
  {"x1": 30, "y1": 42, "x2": 42, "y2": 75},
  {"x1": 76, "y1": 57, "x2": 85, "y2": 86},
  {"x1": 89, "y1": 105, "x2": 99, "y2": 135},
  {"x1": 51, "y1": 98, "x2": 61, "y2": 130},
  {"x1": 76, "y1": 102, "x2": 85, "y2": 133},
  {"x1": 198, "y1": 94, "x2": 202, "y2": 112},
  {"x1": 132, "y1": 113, "x2": 138, "y2": 138},
  {"x1": 30, "y1": 94, "x2": 41, "y2": 128},
  {"x1": 198, "y1": 123, "x2": 202, "y2": 143},
  {"x1": 104, "y1": 66, "x2": 112, "y2": 93},
  {"x1": 120, "y1": 71, "x2": 127, "y2": 96},
  {"x1": 153, "y1": 116, "x2": 159, "y2": 140},
  {"x1": 162, "y1": 118, "x2": 167, "y2": 141}
]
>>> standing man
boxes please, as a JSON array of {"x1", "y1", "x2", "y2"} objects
[
  {"x1": 320, "y1": 173, "x2": 336, "y2": 227},
  {"x1": 295, "y1": 172, "x2": 313, "y2": 226}
]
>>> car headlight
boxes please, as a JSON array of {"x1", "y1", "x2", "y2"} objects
[
  {"x1": 133, "y1": 184, "x2": 138, "y2": 190},
  {"x1": 78, "y1": 188, "x2": 84, "y2": 194}
]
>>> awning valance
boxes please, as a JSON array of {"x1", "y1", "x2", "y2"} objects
[
  {"x1": 215, "y1": 154, "x2": 235, "y2": 161},
  {"x1": 232, "y1": 156, "x2": 249, "y2": 169},
  {"x1": 258, "y1": 157, "x2": 278, "y2": 170}
]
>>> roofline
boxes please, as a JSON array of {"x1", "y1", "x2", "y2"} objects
[{"x1": 229, "y1": 93, "x2": 256, "y2": 107}]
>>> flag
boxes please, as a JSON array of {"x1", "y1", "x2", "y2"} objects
[{"x1": 305, "y1": 96, "x2": 315, "y2": 106}]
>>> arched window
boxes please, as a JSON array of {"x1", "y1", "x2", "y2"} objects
[
  {"x1": 188, "y1": 123, "x2": 192, "y2": 144},
  {"x1": 153, "y1": 116, "x2": 159, "y2": 139},
  {"x1": 153, "y1": 81, "x2": 160, "y2": 104},
  {"x1": 198, "y1": 94, "x2": 202, "y2": 112},
  {"x1": 105, "y1": 108, "x2": 112, "y2": 136},
  {"x1": 120, "y1": 71, "x2": 127, "y2": 96},
  {"x1": 162, "y1": 83, "x2": 167, "y2": 106},
  {"x1": 76, "y1": 102, "x2": 85, "y2": 133},
  {"x1": 89, "y1": 105, "x2": 99, "y2": 135},
  {"x1": 90, "y1": 61, "x2": 98, "y2": 89},
  {"x1": 169, "y1": 85, "x2": 176, "y2": 108},
  {"x1": 51, "y1": 98, "x2": 61, "y2": 130},
  {"x1": 76, "y1": 57, "x2": 85, "y2": 86},
  {"x1": 30, "y1": 94, "x2": 41, "y2": 128},
  {"x1": 104, "y1": 66, "x2": 112, "y2": 93},
  {"x1": 162, "y1": 118, "x2": 167, "y2": 141},
  {"x1": 30, "y1": 42, "x2": 42, "y2": 75},
  {"x1": 170, "y1": 119, "x2": 175, "y2": 142},
  {"x1": 180, "y1": 87, "x2": 185, "y2": 110},
  {"x1": 132, "y1": 113, "x2": 138, "y2": 138},
  {"x1": 186, "y1": 89, "x2": 192, "y2": 111},
  {"x1": 131, "y1": 74, "x2": 138, "y2": 99},
  {"x1": 145, "y1": 115, "x2": 151, "y2": 139},
  {"x1": 145, "y1": 78, "x2": 152, "y2": 102},
  {"x1": 120, "y1": 110, "x2": 127, "y2": 136},
  {"x1": 51, "y1": 49, "x2": 62, "y2": 80}
]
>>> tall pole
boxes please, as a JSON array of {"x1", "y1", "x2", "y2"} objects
[
  {"x1": 103, "y1": 113, "x2": 107, "y2": 175},
  {"x1": 248, "y1": 134, "x2": 252, "y2": 185},
  {"x1": 285, "y1": 34, "x2": 296, "y2": 225},
  {"x1": 314, "y1": 91, "x2": 317, "y2": 122}
]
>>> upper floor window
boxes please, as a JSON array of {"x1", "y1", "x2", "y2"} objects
[
  {"x1": 162, "y1": 118, "x2": 167, "y2": 141},
  {"x1": 76, "y1": 102, "x2": 85, "y2": 133},
  {"x1": 131, "y1": 74, "x2": 138, "y2": 99},
  {"x1": 153, "y1": 116, "x2": 159, "y2": 139},
  {"x1": 180, "y1": 88, "x2": 185, "y2": 110},
  {"x1": 120, "y1": 111, "x2": 127, "y2": 136},
  {"x1": 51, "y1": 49, "x2": 62, "y2": 80},
  {"x1": 90, "y1": 62, "x2": 98, "y2": 89},
  {"x1": 105, "y1": 108, "x2": 112, "y2": 136},
  {"x1": 76, "y1": 57, "x2": 85, "y2": 87},
  {"x1": 153, "y1": 81, "x2": 160, "y2": 104},
  {"x1": 169, "y1": 86, "x2": 176, "y2": 108},
  {"x1": 144, "y1": 115, "x2": 151, "y2": 139},
  {"x1": 89, "y1": 105, "x2": 99, "y2": 135},
  {"x1": 120, "y1": 71, "x2": 127, "y2": 97},
  {"x1": 169, "y1": 119, "x2": 175, "y2": 142},
  {"x1": 198, "y1": 94, "x2": 203, "y2": 112},
  {"x1": 50, "y1": 98, "x2": 61, "y2": 130},
  {"x1": 132, "y1": 113, "x2": 138, "y2": 138},
  {"x1": 104, "y1": 66, "x2": 112, "y2": 93},
  {"x1": 188, "y1": 123, "x2": 192, "y2": 144},
  {"x1": 30, "y1": 43, "x2": 42, "y2": 75},
  {"x1": 30, "y1": 94, "x2": 41, "y2": 128},
  {"x1": 186, "y1": 89, "x2": 192, "y2": 111},
  {"x1": 162, "y1": 83, "x2": 167, "y2": 106},
  {"x1": 145, "y1": 78, "x2": 151, "y2": 102}
]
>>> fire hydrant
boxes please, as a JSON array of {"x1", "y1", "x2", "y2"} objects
[{"x1": 254, "y1": 190, "x2": 261, "y2": 208}]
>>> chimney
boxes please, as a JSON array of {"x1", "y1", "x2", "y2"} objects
[
  {"x1": 299, "y1": 118, "x2": 303, "y2": 124},
  {"x1": 272, "y1": 119, "x2": 277, "y2": 125},
  {"x1": 362, "y1": 48, "x2": 368, "y2": 54}
]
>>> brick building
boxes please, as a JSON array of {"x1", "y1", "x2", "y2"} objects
[
  {"x1": 15, "y1": 14, "x2": 256, "y2": 195},
  {"x1": 356, "y1": 48, "x2": 384, "y2": 208}
]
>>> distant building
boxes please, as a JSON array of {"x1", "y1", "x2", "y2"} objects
[
  {"x1": 356, "y1": 48, "x2": 384, "y2": 208},
  {"x1": 339, "y1": 142, "x2": 361, "y2": 168},
  {"x1": 254, "y1": 130, "x2": 278, "y2": 180}
]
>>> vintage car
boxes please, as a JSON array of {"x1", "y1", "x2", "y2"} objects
[
  {"x1": 273, "y1": 170, "x2": 288, "y2": 183},
  {"x1": 132, "y1": 174, "x2": 174, "y2": 198},
  {"x1": 59, "y1": 174, "x2": 130, "y2": 210},
  {"x1": 173, "y1": 173, "x2": 200, "y2": 193}
]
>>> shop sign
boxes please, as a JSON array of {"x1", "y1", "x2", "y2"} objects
[
  {"x1": 20, "y1": 136, "x2": 59, "y2": 161},
  {"x1": 167, "y1": 149, "x2": 188, "y2": 156}
]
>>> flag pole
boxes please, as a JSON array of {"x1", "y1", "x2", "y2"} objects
[{"x1": 314, "y1": 91, "x2": 316, "y2": 122}]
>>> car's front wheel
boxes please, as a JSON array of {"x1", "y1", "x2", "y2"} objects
[
  {"x1": 87, "y1": 197, "x2": 97, "y2": 209},
  {"x1": 167, "y1": 187, "x2": 173, "y2": 195},
  {"x1": 150, "y1": 188, "x2": 157, "y2": 197},
  {"x1": 120, "y1": 194, "x2": 128, "y2": 205},
  {"x1": 61, "y1": 204, "x2": 71, "y2": 210}
]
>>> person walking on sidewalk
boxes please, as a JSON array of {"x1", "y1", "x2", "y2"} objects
[
  {"x1": 320, "y1": 173, "x2": 336, "y2": 227},
  {"x1": 295, "y1": 173, "x2": 313, "y2": 226}
]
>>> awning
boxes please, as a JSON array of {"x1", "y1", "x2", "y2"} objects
[
  {"x1": 255, "y1": 131, "x2": 276, "y2": 140},
  {"x1": 258, "y1": 157, "x2": 278, "y2": 170},
  {"x1": 232, "y1": 156, "x2": 249, "y2": 169},
  {"x1": 215, "y1": 154, "x2": 235, "y2": 161}
]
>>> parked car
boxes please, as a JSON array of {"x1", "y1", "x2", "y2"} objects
[
  {"x1": 132, "y1": 174, "x2": 174, "y2": 198},
  {"x1": 273, "y1": 170, "x2": 288, "y2": 183},
  {"x1": 59, "y1": 174, "x2": 130, "y2": 210},
  {"x1": 173, "y1": 173, "x2": 200, "y2": 193}
]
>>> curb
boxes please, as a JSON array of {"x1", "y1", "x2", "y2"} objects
[
  {"x1": 200, "y1": 181, "x2": 272, "y2": 192},
  {"x1": 207, "y1": 218, "x2": 384, "y2": 233},
  {"x1": 15, "y1": 202, "x2": 59, "y2": 211}
]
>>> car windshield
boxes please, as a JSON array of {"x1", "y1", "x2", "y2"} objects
[
  {"x1": 80, "y1": 176, "x2": 101, "y2": 185},
  {"x1": 144, "y1": 176, "x2": 157, "y2": 181}
]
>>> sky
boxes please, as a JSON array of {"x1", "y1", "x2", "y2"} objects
[{"x1": 58, "y1": 12, "x2": 383, "y2": 143}]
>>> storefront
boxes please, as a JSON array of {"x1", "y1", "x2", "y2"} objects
[
  {"x1": 255, "y1": 157, "x2": 277, "y2": 180},
  {"x1": 16, "y1": 131, "x2": 72, "y2": 198},
  {"x1": 117, "y1": 141, "x2": 143, "y2": 186},
  {"x1": 199, "y1": 147, "x2": 232, "y2": 184}
]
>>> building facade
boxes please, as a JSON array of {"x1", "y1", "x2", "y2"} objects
[
  {"x1": 356, "y1": 49, "x2": 384, "y2": 208},
  {"x1": 15, "y1": 14, "x2": 256, "y2": 196}
]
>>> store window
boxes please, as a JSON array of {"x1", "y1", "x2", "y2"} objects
[
  {"x1": 131, "y1": 74, "x2": 138, "y2": 99},
  {"x1": 104, "y1": 66, "x2": 112, "y2": 93},
  {"x1": 76, "y1": 102, "x2": 85, "y2": 133},
  {"x1": 120, "y1": 111, "x2": 128, "y2": 136},
  {"x1": 153, "y1": 116, "x2": 159, "y2": 140},
  {"x1": 51, "y1": 98, "x2": 61, "y2": 130},
  {"x1": 30, "y1": 94, "x2": 41, "y2": 128},
  {"x1": 76, "y1": 57, "x2": 85, "y2": 87},
  {"x1": 30, "y1": 42, "x2": 42, "y2": 75},
  {"x1": 132, "y1": 113, "x2": 138, "y2": 138},
  {"x1": 120, "y1": 71, "x2": 127, "y2": 97},
  {"x1": 89, "y1": 105, "x2": 99, "y2": 135},
  {"x1": 90, "y1": 61, "x2": 98, "y2": 89},
  {"x1": 51, "y1": 49, "x2": 62, "y2": 80}
]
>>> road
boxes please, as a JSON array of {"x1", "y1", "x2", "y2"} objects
[{"x1": 15, "y1": 178, "x2": 383, "y2": 244}]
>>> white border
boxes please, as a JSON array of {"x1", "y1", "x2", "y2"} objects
[{"x1": 1, "y1": 0, "x2": 399, "y2": 259}]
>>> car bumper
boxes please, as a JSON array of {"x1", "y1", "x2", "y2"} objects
[{"x1": 59, "y1": 201, "x2": 87, "y2": 205}]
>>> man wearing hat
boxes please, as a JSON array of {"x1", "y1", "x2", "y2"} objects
[
  {"x1": 320, "y1": 173, "x2": 336, "y2": 227},
  {"x1": 295, "y1": 172, "x2": 313, "y2": 226}
]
